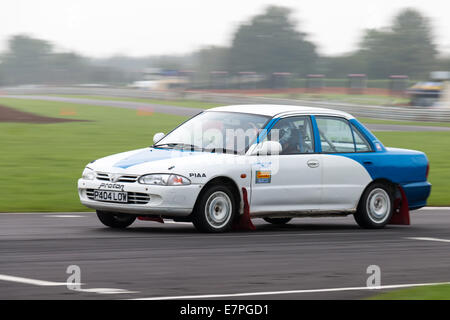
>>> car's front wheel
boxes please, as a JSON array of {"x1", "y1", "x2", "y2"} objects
[
  {"x1": 96, "y1": 210, "x2": 136, "y2": 229},
  {"x1": 192, "y1": 185, "x2": 237, "y2": 233},
  {"x1": 354, "y1": 183, "x2": 394, "y2": 229}
]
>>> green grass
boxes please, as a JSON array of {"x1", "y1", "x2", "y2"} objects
[
  {"x1": 46, "y1": 95, "x2": 450, "y2": 127},
  {"x1": 358, "y1": 117, "x2": 450, "y2": 128},
  {"x1": 0, "y1": 97, "x2": 448, "y2": 211},
  {"x1": 263, "y1": 92, "x2": 410, "y2": 106},
  {"x1": 47, "y1": 94, "x2": 223, "y2": 109},
  {"x1": 369, "y1": 284, "x2": 450, "y2": 300},
  {"x1": 0, "y1": 97, "x2": 187, "y2": 212}
]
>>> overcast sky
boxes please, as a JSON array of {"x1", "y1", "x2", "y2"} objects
[{"x1": 1, "y1": 0, "x2": 449, "y2": 57}]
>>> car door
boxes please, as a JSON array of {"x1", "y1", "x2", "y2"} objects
[
  {"x1": 250, "y1": 116, "x2": 322, "y2": 214},
  {"x1": 314, "y1": 116, "x2": 373, "y2": 211}
]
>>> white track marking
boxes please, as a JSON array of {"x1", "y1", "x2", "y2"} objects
[
  {"x1": 44, "y1": 215, "x2": 84, "y2": 218},
  {"x1": 0, "y1": 274, "x2": 138, "y2": 294},
  {"x1": 0, "y1": 274, "x2": 82, "y2": 287},
  {"x1": 133, "y1": 282, "x2": 450, "y2": 300},
  {"x1": 419, "y1": 207, "x2": 450, "y2": 210},
  {"x1": 406, "y1": 237, "x2": 450, "y2": 243}
]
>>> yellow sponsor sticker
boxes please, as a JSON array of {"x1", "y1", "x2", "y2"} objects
[{"x1": 255, "y1": 171, "x2": 271, "y2": 184}]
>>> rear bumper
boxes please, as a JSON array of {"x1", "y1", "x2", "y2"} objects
[{"x1": 401, "y1": 181, "x2": 432, "y2": 210}]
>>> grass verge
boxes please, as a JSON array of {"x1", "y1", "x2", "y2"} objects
[
  {"x1": 48, "y1": 95, "x2": 450, "y2": 128},
  {"x1": 358, "y1": 117, "x2": 450, "y2": 128},
  {"x1": 0, "y1": 97, "x2": 187, "y2": 212},
  {"x1": 369, "y1": 284, "x2": 450, "y2": 300},
  {"x1": 46, "y1": 94, "x2": 223, "y2": 109}
]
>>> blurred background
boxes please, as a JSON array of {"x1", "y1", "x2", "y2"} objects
[{"x1": 0, "y1": 0, "x2": 449, "y2": 106}]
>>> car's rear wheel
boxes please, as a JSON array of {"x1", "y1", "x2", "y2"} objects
[
  {"x1": 264, "y1": 217, "x2": 292, "y2": 225},
  {"x1": 192, "y1": 185, "x2": 237, "y2": 233},
  {"x1": 96, "y1": 210, "x2": 136, "y2": 229},
  {"x1": 354, "y1": 183, "x2": 394, "y2": 229}
]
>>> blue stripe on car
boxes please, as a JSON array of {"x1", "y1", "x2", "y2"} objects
[
  {"x1": 257, "y1": 117, "x2": 280, "y2": 143},
  {"x1": 310, "y1": 115, "x2": 322, "y2": 153},
  {"x1": 349, "y1": 119, "x2": 386, "y2": 152}
]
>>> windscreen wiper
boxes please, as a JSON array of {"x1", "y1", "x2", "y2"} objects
[
  {"x1": 207, "y1": 147, "x2": 238, "y2": 155},
  {"x1": 153, "y1": 143, "x2": 175, "y2": 148},
  {"x1": 153, "y1": 143, "x2": 203, "y2": 151}
]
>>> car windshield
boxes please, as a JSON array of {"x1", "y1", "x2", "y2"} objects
[{"x1": 154, "y1": 111, "x2": 270, "y2": 154}]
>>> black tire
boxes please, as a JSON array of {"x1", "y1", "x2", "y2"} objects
[
  {"x1": 354, "y1": 183, "x2": 394, "y2": 229},
  {"x1": 192, "y1": 184, "x2": 237, "y2": 233},
  {"x1": 264, "y1": 217, "x2": 292, "y2": 225},
  {"x1": 96, "y1": 210, "x2": 136, "y2": 229}
]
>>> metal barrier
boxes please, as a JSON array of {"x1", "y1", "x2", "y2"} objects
[{"x1": 2, "y1": 86, "x2": 450, "y2": 122}]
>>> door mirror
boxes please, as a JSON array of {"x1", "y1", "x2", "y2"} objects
[
  {"x1": 251, "y1": 141, "x2": 282, "y2": 156},
  {"x1": 153, "y1": 132, "x2": 165, "y2": 144}
]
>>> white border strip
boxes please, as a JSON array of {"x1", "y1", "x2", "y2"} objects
[
  {"x1": 0, "y1": 274, "x2": 138, "y2": 294},
  {"x1": 406, "y1": 237, "x2": 450, "y2": 243},
  {"x1": 132, "y1": 282, "x2": 450, "y2": 300}
]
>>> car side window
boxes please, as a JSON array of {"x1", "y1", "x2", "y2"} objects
[
  {"x1": 351, "y1": 124, "x2": 372, "y2": 152},
  {"x1": 316, "y1": 117, "x2": 355, "y2": 153},
  {"x1": 267, "y1": 116, "x2": 314, "y2": 154}
]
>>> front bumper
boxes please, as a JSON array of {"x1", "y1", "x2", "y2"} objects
[{"x1": 78, "y1": 178, "x2": 203, "y2": 217}]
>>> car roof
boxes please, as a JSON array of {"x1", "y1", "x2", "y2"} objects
[{"x1": 206, "y1": 104, "x2": 355, "y2": 119}]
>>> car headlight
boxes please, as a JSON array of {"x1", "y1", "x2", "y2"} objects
[
  {"x1": 82, "y1": 167, "x2": 96, "y2": 180},
  {"x1": 138, "y1": 174, "x2": 191, "y2": 186}
]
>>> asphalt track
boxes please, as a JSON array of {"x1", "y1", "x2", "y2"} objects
[
  {"x1": 1, "y1": 208, "x2": 450, "y2": 300},
  {"x1": 5, "y1": 94, "x2": 450, "y2": 132}
]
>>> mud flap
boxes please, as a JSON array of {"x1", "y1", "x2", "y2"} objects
[
  {"x1": 138, "y1": 216, "x2": 164, "y2": 223},
  {"x1": 389, "y1": 186, "x2": 410, "y2": 225},
  {"x1": 232, "y1": 187, "x2": 256, "y2": 231}
]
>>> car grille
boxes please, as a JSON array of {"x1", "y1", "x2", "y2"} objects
[
  {"x1": 96, "y1": 172, "x2": 138, "y2": 183},
  {"x1": 86, "y1": 189, "x2": 150, "y2": 204}
]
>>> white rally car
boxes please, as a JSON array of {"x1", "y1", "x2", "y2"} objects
[{"x1": 78, "y1": 104, "x2": 431, "y2": 232}]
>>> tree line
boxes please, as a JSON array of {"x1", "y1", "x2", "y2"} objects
[
  {"x1": 0, "y1": 6, "x2": 449, "y2": 86},
  {"x1": 195, "y1": 6, "x2": 449, "y2": 81},
  {"x1": 0, "y1": 35, "x2": 130, "y2": 86}
]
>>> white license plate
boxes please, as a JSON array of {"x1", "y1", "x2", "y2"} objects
[{"x1": 94, "y1": 190, "x2": 128, "y2": 203}]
